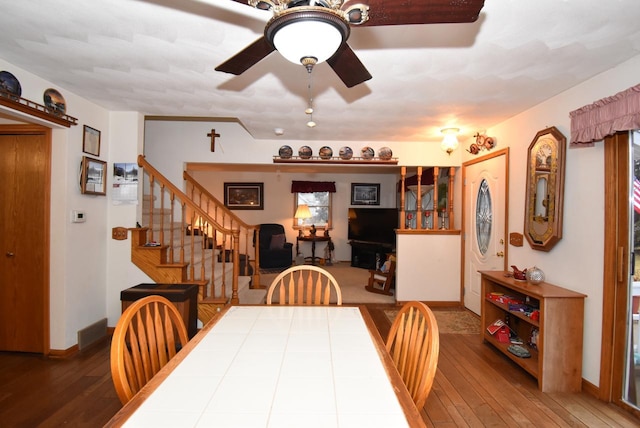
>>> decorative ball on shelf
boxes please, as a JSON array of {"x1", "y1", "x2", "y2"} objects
[
  {"x1": 298, "y1": 145, "x2": 312, "y2": 159},
  {"x1": 378, "y1": 146, "x2": 393, "y2": 160},
  {"x1": 0, "y1": 70, "x2": 22, "y2": 99},
  {"x1": 339, "y1": 146, "x2": 353, "y2": 160},
  {"x1": 361, "y1": 146, "x2": 374, "y2": 159},
  {"x1": 278, "y1": 145, "x2": 293, "y2": 159},
  {"x1": 526, "y1": 266, "x2": 545, "y2": 285},
  {"x1": 319, "y1": 146, "x2": 333, "y2": 159}
]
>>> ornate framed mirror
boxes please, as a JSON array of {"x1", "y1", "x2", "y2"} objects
[{"x1": 524, "y1": 126, "x2": 566, "y2": 251}]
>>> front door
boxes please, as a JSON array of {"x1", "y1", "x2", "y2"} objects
[
  {"x1": 0, "y1": 126, "x2": 50, "y2": 353},
  {"x1": 463, "y1": 150, "x2": 508, "y2": 314}
]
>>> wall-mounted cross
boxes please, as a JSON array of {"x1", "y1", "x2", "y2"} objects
[{"x1": 207, "y1": 129, "x2": 220, "y2": 152}]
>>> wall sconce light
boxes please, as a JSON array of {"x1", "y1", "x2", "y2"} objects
[{"x1": 440, "y1": 128, "x2": 460, "y2": 155}]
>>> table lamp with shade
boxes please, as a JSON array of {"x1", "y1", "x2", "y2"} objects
[{"x1": 294, "y1": 204, "x2": 312, "y2": 237}]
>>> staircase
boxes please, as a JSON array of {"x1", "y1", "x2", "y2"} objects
[{"x1": 130, "y1": 155, "x2": 265, "y2": 325}]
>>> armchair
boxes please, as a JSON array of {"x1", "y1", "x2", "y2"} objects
[{"x1": 255, "y1": 223, "x2": 293, "y2": 269}]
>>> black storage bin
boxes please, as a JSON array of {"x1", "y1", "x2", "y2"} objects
[{"x1": 121, "y1": 283, "x2": 199, "y2": 338}]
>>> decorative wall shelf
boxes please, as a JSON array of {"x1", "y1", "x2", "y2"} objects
[
  {"x1": 0, "y1": 90, "x2": 78, "y2": 128},
  {"x1": 273, "y1": 156, "x2": 398, "y2": 165}
]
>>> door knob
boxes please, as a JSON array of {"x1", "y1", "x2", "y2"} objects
[
  {"x1": 6, "y1": 252, "x2": 15, "y2": 257},
  {"x1": 496, "y1": 251, "x2": 504, "y2": 257}
]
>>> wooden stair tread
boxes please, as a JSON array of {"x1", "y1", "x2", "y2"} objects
[{"x1": 156, "y1": 262, "x2": 189, "y2": 269}]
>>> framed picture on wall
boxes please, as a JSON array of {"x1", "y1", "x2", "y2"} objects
[
  {"x1": 82, "y1": 125, "x2": 101, "y2": 156},
  {"x1": 224, "y1": 182, "x2": 264, "y2": 210},
  {"x1": 80, "y1": 156, "x2": 107, "y2": 196},
  {"x1": 351, "y1": 183, "x2": 380, "y2": 205}
]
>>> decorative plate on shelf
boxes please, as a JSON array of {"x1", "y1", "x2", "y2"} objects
[
  {"x1": 43, "y1": 88, "x2": 66, "y2": 116},
  {"x1": 319, "y1": 146, "x2": 333, "y2": 159},
  {"x1": 361, "y1": 146, "x2": 375, "y2": 159},
  {"x1": 298, "y1": 145, "x2": 312, "y2": 159},
  {"x1": 339, "y1": 146, "x2": 353, "y2": 160},
  {"x1": 0, "y1": 70, "x2": 21, "y2": 99},
  {"x1": 378, "y1": 146, "x2": 393, "y2": 160},
  {"x1": 278, "y1": 145, "x2": 293, "y2": 159}
]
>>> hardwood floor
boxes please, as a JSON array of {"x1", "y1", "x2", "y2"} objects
[{"x1": 1, "y1": 304, "x2": 638, "y2": 427}]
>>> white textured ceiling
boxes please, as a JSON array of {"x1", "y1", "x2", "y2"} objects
[{"x1": 0, "y1": 0, "x2": 639, "y2": 143}]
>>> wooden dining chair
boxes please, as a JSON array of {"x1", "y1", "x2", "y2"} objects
[
  {"x1": 266, "y1": 265, "x2": 342, "y2": 305},
  {"x1": 110, "y1": 295, "x2": 189, "y2": 405},
  {"x1": 386, "y1": 301, "x2": 439, "y2": 409}
]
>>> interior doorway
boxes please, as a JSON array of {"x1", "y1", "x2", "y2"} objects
[{"x1": 0, "y1": 125, "x2": 51, "y2": 353}]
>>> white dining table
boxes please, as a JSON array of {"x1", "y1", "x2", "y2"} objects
[{"x1": 105, "y1": 305, "x2": 426, "y2": 428}]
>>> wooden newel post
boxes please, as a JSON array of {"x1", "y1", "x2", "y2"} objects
[
  {"x1": 433, "y1": 167, "x2": 439, "y2": 229},
  {"x1": 416, "y1": 166, "x2": 423, "y2": 230},
  {"x1": 448, "y1": 167, "x2": 455, "y2": 229},
  {"x1": 400, "y1": 167, "x2": 406, "y2": 230},
  {"x1": 230, "y1": 230, "x2": 240, "y2": 305}
]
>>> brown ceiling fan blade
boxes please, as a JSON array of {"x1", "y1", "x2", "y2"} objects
[
  {"x1": 326, "y1": 44, "x2": 372, "y2": 88},
  {"x1": 229, "y1": 0, "x2": 253, "y2": 7},
  {"x1": 356, "y1": 0, "x2": 485, "y2": 26},
  {"x1": 215, "y1": 36, "x2": 275, "y2": 75}
]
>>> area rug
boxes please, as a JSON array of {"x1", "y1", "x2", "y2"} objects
[{"x1": 384, "y1": 308, "x2": 481, "y2": 334}]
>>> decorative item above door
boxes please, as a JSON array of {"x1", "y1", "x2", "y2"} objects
[{"x1": 524, "y1": 126, "x2": 566, "y2": 251}]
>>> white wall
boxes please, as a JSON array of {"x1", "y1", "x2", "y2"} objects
[
  {"x1": 475, "y1": 54, "x2": 640, "y2": 387},
  {"x1": 0, "y1": 58, "x2": 114, "y2": 350},
  {"x1": 105, "y1": 112, "x2": 151, "y2": 326},
  {"x1": 396, "y1": 234, "x2": 461, "y2": 302}
]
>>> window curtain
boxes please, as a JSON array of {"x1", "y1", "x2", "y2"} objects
[
  {"x1": 396, "y1": 168, "x2": 435, "y2": 192},
  {"x1": 570, "y1": 83, "x2": 640, "y2": 147},
  {"x1": 291, "y1": 181, "x2": 336, "y2": 193}
]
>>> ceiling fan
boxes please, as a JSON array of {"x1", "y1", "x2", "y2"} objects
[{"x1": 215, "y1": 0, "x2": 486, "y2": 88}]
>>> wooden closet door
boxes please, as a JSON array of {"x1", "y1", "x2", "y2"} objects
[{"x1": 0, "y1": 128, "x2": 50, "y2": 353}]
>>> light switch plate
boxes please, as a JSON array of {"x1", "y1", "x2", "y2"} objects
[{"x1": 71, "y1": 210, "x2": 86, "y2": 223}]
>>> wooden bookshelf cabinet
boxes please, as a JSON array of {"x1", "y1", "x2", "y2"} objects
[{"x1": 480, "y1": 270, "x2": 586, "y2": 392}]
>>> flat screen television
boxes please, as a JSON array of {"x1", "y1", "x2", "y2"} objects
[{"x1": 348, "y1": 208, "x2": 398, "y2": 245}]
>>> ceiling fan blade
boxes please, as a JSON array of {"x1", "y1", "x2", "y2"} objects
[
  {"x1": 356, "y1": 0, "x2": 485, "y2": 26},
  {"x1": 215, "y1": 36, "x2": 275, "y2": 75},
  {"x1": 326, "y1": 43, "x2": 372, "y2": 88},
  {"x1": 228, "y1": 0, "x2": 253, "y2": 7}
]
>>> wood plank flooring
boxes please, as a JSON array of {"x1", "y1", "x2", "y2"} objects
[{"x1": 0, "y1": 304, "x2": 638, "y2": 427}]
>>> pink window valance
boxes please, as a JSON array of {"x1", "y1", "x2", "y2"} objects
[
  {"x1": 291, "y1": 181, "x2": 336, "y2": 193},
  {"x1": 569, "y1": 83, "x2": 640, "y2": 147}
]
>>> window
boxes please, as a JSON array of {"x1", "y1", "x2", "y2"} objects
[
  {"x1": 294, "y1": 192, "x2": 332, "y2": 229},
  {"x1": 475, "y1": 178, "x2": 492, "y2": 255}
]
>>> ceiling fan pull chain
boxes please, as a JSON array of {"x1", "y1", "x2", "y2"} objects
[{"x1": 305, "y1": 59, "x2": 317, "y2": 128}]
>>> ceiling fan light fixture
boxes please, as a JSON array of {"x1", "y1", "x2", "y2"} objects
[{"x1": 266, "y1": 7, "x2": 350, "y2": 65}]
